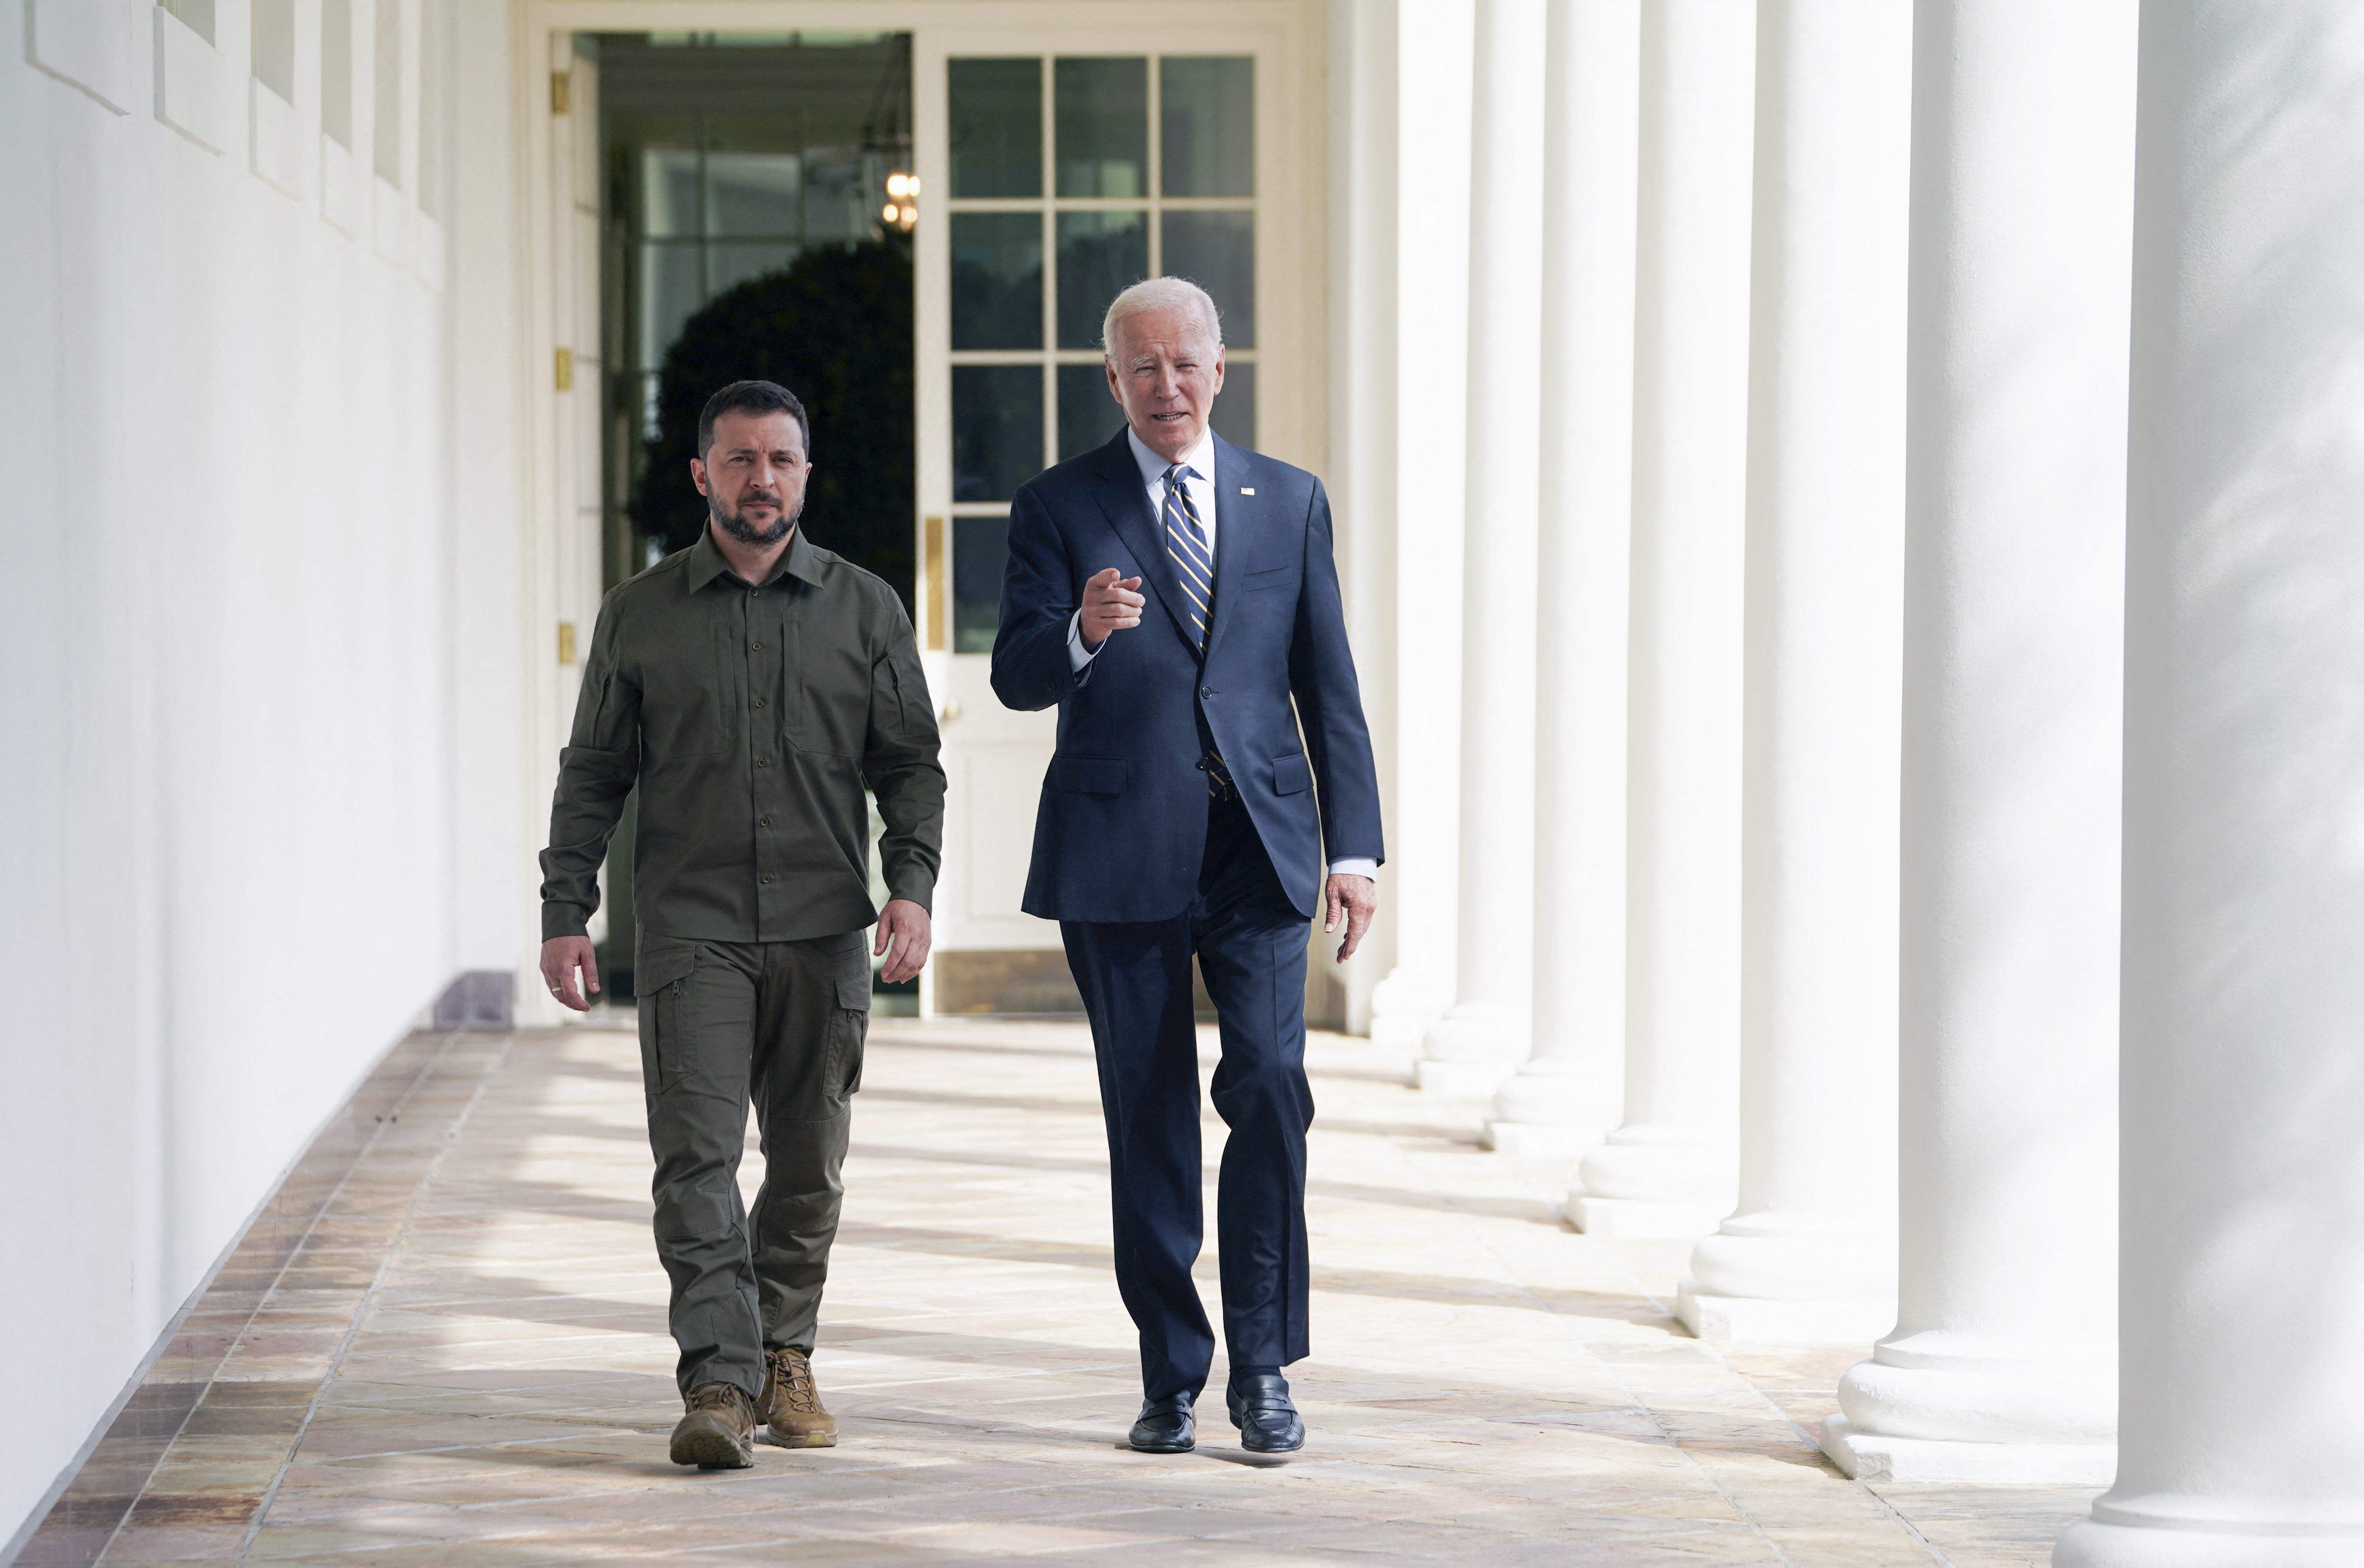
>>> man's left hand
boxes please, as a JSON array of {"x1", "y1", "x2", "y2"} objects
[
  {"x1": 875, "y1": 898, "x2": 933, "y2": 985},
  {"x1": 1323, "y1": 875, "x2": 1377, "y2": 963}
]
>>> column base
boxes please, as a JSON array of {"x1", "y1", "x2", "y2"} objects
[
  {"x1": 1820, "y1": 1415, "x2": 2116, "y2": 1484},
  {"x1": 1417, "y1": 1006, "x2": 1532, "y2": 1098},
  {"x1": 2055, "y1": 1518, "x2": 2364, "y2": 1567},
  {"x1": 1368, "y1": 965, "x2": 1449, "y2": 1048},
  {"x1": 1486, "y1": 1063, "x2": 1619, "y2": 1156},
  {"x1": 1837, "y1": 1331, "x2": 2115, "y2": 1446},
  {"x1": 1674, "y1": 1283, "x2": 1893, "y2": 1345},
  {"x1": 1485, "y1": 1120, "x2": 1609, "y2": 1157},
  {"x1": 1567, "y1": 1193, "x2": 1727, "y2": 1238},
  {"x1": 1687, "y1": 1217, "x2": 1897, "y2": 1307},
  {"x1": 1369, "y1": 1012, "x2": 1439, "y2": 1050},
  {"x1": 1575, "y1": 1125, "x2": 1738, "y2": 1219},
  {"x1": 1417, "y1": 1057, "x2": 1519, "y2": 1097}
]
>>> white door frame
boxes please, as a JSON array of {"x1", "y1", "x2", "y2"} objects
[
  {"x1": 509, "y1": 0, "x2": 1326, "y2": 1025},
  {"x1": 914, "y1": 13, "x2": 1322, "y2": 1016}
]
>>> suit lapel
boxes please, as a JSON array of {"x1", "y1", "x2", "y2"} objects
[
  {"x1": 1086, "y1": 431, "x2": 1200, "y2": 659},
  {"x1": 1201, "y1": 435, "x2": 1254, "y2": 664}
]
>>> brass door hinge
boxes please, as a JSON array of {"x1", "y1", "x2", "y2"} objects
[
  {"x1": 554, "y1": 347, "x2": 574, "y2": 391},
  {"x1": 558, "y1": 622, "x2": 578, "y2": 665},
  {"x1": 922, "y1": 514, "x2": 947, "y2": 651},
  {"x1": 550, "y1": 70, "x2": 571, "y2": 114}
]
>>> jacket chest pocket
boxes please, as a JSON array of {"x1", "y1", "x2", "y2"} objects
[{"x1": 1241, "y1": 563, "x2": 1301, "y2": 593}]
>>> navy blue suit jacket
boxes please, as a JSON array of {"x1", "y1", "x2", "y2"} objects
[{"x1": 991, "y1": 430, "x2": 1384, "y2": 924}]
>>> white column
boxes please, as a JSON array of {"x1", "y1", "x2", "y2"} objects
[
  {"x1": 1366, "y1": 0, "x2": 1474, "y2": 1054},
  {"x1": 1568, "y1": 0, "x2": 1755, "y2": 1237},
  {"x1": 1416, "y1": 0, "x2": 1547, "y2": 1098},
  {"x1": 1821, "y1": 0, "x2": 2134, "y2": 1485},
  {"x1": 2056, "y1": 7, "x2": 2364, "y2": 1563},
  {"x1": 1675, "y1": 0, "x2": 1910, "y2": 1345},
  {"x1": 1323, "y1": 0, "x2": 1400, "y2": 1038},
  {"x1": 1487, "y1": 0, "x2": 1640, "y2": 1158}
]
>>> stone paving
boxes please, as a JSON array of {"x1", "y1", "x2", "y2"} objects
[{"x1": 18, "y1": 1019, "x2": 2099, "y2": 1565}]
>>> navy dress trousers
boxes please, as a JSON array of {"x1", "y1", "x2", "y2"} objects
[{"x1": 991, "y1": 429, "x2": 1383, "y2": 1400}]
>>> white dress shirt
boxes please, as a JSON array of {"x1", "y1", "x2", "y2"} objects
[{"x1": 1064, "y1": 426, "x2": 1376, "y2": 884}]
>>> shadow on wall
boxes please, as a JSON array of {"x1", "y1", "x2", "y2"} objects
[{"x1": 434, "y1": 971, "x2": 516, "y2": 1030}]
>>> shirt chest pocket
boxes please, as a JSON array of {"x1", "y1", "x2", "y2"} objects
[
  {"x1": 787, "y1": 641, "x2": 873, "y2": 756},
  {"x1": 637, "y1": 640, "x2": 738, "y2": 762}
]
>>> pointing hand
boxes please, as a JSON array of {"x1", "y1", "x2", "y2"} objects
[{"x1": 1081, "y1": 567, "x2": 1146, "y2": 648}]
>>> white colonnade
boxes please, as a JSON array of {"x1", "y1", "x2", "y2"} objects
[
  {"x1": 1674, "y1": 0, "x2": 1909, "y2": 1344},
  {"x1": 1416, "y1": 0, "x2": 1547, "y2": 1097},
  {"x1": 1368, "y1": 0, "x2": 2364, "y2": 1541},
  {"x1": 2055, "y1": 4, "x2": 2364, "y2": 1561},
  {"x1": 1567, "y1": 0, "x2": 1756, "y2": 1239},
  {"x1": 1485, "y1": 0, "x2": 1639, "y2": 1159},
  {"x1": 1820, "y1": 0, "x2": 2135, "y2": 1483}
]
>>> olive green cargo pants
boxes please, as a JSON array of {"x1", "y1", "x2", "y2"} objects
[{"x1": 634, "y1": 929, "x2": 871, "y2": 1399}]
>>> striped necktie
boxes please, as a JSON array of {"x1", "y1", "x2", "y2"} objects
[
  {"x1": 1163, "y1": 462, "x2": 1214, "y2": 650},
  {"x1": 1162, "y1": 464, "x2": 1232, "y2": 799}
]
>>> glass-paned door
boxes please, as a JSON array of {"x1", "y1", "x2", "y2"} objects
[
  {"x1": 599, "y1": 31, "x2": 915, "y2": 587},
  {"x1": 938, "y1": 52, "x2": 1260, "y2": 653},
  {"x1": 912, "y1": 22, "x2": 1308, "y2": 1009}
]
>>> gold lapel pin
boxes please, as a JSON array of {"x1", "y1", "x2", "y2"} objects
[{"x1": 1240, "y1": 487, "x2": 1256, "y2": 496}]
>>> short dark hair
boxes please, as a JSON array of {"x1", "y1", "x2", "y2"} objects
[{"x1": 698, "y1": 379, "x2": 812, "y2": 458}]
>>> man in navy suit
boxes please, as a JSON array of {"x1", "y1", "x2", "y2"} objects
[{"x1": 992, "y1": 277, "x2": 1383, "y2": 1455}]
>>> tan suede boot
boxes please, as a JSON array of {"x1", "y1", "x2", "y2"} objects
[
  {"x1": 669, "y1": 1382, "x2": 757, "y2": 1469},
  {"x1": 760, "y1": 1346, "x2": 839, "y2": 1448}
]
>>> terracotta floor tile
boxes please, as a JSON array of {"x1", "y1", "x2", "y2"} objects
[{"x1": 16, "y1": 1024, "x2": 2093, "y2": 1565}]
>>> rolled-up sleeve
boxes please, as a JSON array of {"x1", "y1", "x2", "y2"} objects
[{"x1": 538, "y1": 595, "x2": 642, "y2": 938}]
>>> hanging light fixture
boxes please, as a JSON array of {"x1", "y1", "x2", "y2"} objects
[{"x1": 883, "y1": 171, "x2": 919, "y2": 232}]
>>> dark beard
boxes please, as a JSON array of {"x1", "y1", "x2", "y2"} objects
[{"x1": 713, "y1": 494, "x2": 799, "y2": 547}]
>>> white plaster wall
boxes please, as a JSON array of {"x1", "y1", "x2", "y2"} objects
[
  {"x1": 0, "y1": 0, "x2": 519, "y2": 1537},
  {"x1": 444, "y1": 0, "x2": 525, "y2": 977}
]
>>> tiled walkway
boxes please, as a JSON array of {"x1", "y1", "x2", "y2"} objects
[{"x1": 19, "y1": 1020, "x2": 2096, "y2": 1565}]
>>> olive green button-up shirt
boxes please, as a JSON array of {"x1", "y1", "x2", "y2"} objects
[{"x1": 539, "y1": 528, "x2": 945, "y2": 946}]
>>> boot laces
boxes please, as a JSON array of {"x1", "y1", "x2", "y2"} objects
[{"x1": 770, "y1": 1348, "x2": 820, "y2": 1412}]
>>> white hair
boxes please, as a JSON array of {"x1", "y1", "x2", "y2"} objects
[{"x1": 1100, "y1": 276, "x2": 1225, "y2": 358}]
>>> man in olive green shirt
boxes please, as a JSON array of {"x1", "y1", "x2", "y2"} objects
[{"x1": 539, "y1": 379, "x2": 944, "y2": 1470}]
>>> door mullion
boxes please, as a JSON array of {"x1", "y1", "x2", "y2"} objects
[
  {"x1": 1038, "y1": 53, "x2": 1057, "y2": 476},
  {"x1": 1146, "y1": 51, "x2": 1162, "y2": 277}
]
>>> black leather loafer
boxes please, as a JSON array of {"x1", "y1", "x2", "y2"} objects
[
  {"x1": 1226, "y1": 1372, "x2": 1306, "y2": 1453},
  {"x1": 1128, "y1": 1393, "x2": 1196, "y2": 1452}
]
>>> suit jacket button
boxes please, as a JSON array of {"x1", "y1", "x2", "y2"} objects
[{"x1": 1200, "y1": 686, "x2": 1215, "y2": 699}]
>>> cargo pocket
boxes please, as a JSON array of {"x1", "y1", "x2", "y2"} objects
[
  {"x1": 635, "y1": 933, "x2": 700, "y2": 1093},
  {"x1": 829, "y1": 973, "x2": 872, "y2": 1101}
]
